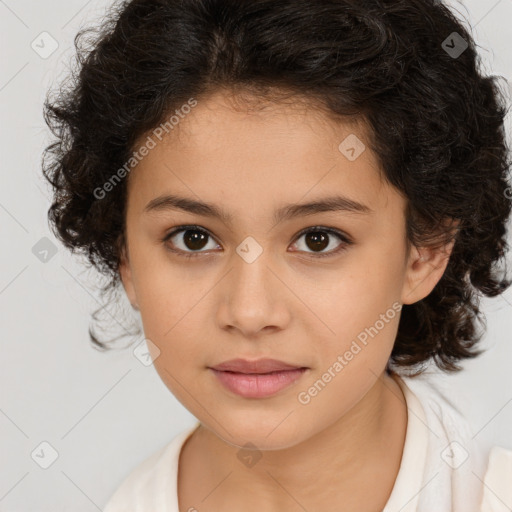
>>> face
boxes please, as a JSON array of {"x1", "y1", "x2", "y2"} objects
[{"x1": 119, "y1": 89, "x2": 452, "y2": 450}]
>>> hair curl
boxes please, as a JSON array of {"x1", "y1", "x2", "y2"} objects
[{"x1": 42, "y1": 0, "x2": 512, "y2": 375}]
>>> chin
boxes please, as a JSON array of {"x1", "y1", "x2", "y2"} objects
[{"x1": 206, "y1": 413, "x2": 311, "y2": 452}]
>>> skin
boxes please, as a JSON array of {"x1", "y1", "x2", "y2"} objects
[{"x1": 119, "y1": 89, "x2": 455, "y2": 511}]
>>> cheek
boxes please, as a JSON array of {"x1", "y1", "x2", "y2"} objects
[
  {"x1": 312, "y1": 254, "x2": 404, "y2": 362},
  {"x1": 318, "y1": 296, "x2": 400, "y2": 377},
  {"x1": 350, "y1": 239, "x2": 406, "y2": 303},
  {"x1": 149, "y1": 319, "x2": 206, "y2": 405},
  {"x1": 298, "y1": 297, "x2": 401, "y2": 420},
  {"x1": 131, "y1": 258, "x2": 200, "y2": 330}
]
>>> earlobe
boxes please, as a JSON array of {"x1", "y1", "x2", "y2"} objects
[{"x1": 401, "y1": 239, "x2": 455, "y2": 305}]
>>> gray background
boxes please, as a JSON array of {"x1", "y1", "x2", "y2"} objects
[{"x1": 1, "y1": 0, "x2": 511, "y2": 510}]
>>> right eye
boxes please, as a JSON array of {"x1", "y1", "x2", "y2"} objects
[{"x1": 162, "y1": 225, "x2": 220, "y2": 258}]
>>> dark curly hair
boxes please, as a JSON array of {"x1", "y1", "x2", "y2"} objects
[{"x1": 42, "y1": 0, "x2": 512, "y2": 375}]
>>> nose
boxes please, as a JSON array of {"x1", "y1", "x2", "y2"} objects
[{"x1": 216, "y1": 248, "x2": 291, "y2": 339}]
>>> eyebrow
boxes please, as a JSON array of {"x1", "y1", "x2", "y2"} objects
[{"x1": 143, "y1": 193, "x2": 373, "y2": 225}]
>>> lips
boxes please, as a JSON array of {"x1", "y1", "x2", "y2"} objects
[
  {"x1": 209, "y1": 358, "x2": 306, "y2": 374},
  {"x1": 208, "y1": 358, "x2": 309, "y2": 398}
]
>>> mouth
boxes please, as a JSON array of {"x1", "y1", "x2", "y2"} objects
[
  {"x1": 210, "y1": 358, "x2": 307, "y2": 373},
  {"x1": 208, "y1": 358, "x2": 309, "y2": 398}
]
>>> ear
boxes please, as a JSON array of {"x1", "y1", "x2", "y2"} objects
[
  {"x1": 401, "y1": 222, "x2": 458, "y2": 305},
  {"x1": 118, "y1": 239, "x2": 139, "y2": 311}
]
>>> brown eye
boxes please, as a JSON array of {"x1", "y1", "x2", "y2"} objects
[
  {"x1": 162, "y1": 225, "x2": 353, "y2": 260},
  {"x1": 180, "y1": 229, "x2": 209, "y2": 251},
  {"x1": 291, "y1": 227, "x2": 352, "y2": 258},
  {"x1": 304, "y1": 231, "x2": 330, "y2": 252},
  {"x1": 163, "y1": 226, "x2": 219, "y2": 257}
]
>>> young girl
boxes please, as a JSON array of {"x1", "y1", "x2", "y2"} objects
[{"x1": 42, "y1": 0, "x2": 512, "y2": 510}]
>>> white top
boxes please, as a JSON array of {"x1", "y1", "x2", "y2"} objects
[{"x1": 103, "y1": 373, "x2": 512, "y2": 511}]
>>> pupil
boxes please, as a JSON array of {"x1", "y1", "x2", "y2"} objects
[
  {"x1": 306, "y1": 231, "x2": 328, "y2": 252},
  {"x1": 185, "y1": 230, "x2": 208, "y2": 250}
]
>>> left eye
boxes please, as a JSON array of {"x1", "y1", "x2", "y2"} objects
[
  {"x1": 290, "y1": 227, "x2": 351, "y2": 258},
  {"x1": 162, "y1": 225, "x2": 352, "y2": 259}
]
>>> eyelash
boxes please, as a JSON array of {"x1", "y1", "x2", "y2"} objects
[{"x1": 161, "y1": 224, "x2": 353, "y2": 260}]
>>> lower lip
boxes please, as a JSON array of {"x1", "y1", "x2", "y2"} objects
[{"x1": 210, "y1": 368, "x2": 307, "y2": 398}]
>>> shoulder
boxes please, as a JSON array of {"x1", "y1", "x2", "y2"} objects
[
  {"x1": 396, "y1": 370, "x2": 482, "y2": 443},
  {"x1": 103, "y1": 422, "x2": 200, "y2": 512},
  {"x1": 480, "y1": 445, "x2": 512, "y2": 510},
  {"x1": 395, "y1": 371, "x2": 512, "y2": 509}
]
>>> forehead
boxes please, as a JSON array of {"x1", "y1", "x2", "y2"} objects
[
  {"x1": 126, "y1": 90, "x2": 400, "y2": 219},
  {"x1": 143, "y1": 89, "x2": 369, "y2": 157}
]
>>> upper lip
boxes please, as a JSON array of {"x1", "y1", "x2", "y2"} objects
[{"x1": 209, "y1": 358, "x2": 306, "y2": 374}]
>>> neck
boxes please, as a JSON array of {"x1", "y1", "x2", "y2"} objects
[{"x1": 178, "y1": 371, "x2": 407, "y2": 511}]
